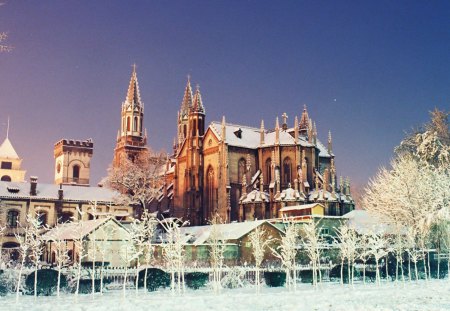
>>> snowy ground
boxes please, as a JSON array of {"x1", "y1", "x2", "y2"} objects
[{"x1": 2, "y1": 280, "x2": 450, "y2": 311}]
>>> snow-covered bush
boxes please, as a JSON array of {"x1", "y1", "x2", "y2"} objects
[
  {"x1": 25, "y1": 269, "x2": 67, "y2": 296},
  {"x1": 138, "y1": 268, "x2": 170, "y2": 292},
  {"x1": 184, "y1": 272, "x2": 208, "y2": 290},
  {"x1": 264, "y1": 271, "x2": 286, "y2": 287}
]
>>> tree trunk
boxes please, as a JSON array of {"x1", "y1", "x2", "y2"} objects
[
  {"x1": 16, "y1": 257, "x2": 25, "y2": 303},
  {"x1": 340, "y1": 260, "x2": 344, "y2": 285},
  {"x1": 362, "y1": 262, "x2": 366, "y2": 285},
  {"x1": 34, "y1": 263, "x2": 38, "y2": 300}
]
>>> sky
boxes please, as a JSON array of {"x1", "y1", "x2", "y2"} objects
[{"x1": 0, "y1": 0, "x2": 449, "y2": 187}]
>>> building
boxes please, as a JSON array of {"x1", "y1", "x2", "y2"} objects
[
  {"x1": 54, "y1": 138, "x2": 93, "y2": 186},
  {"x1": 0, "y1": 178, "x2": 133, "y2": 259},
  {"x1": 112, "y1": 65, "x2": 148, "y2": 168},
  {"x1": 0, "y1": 131, "x2": 26, "y2": 182},
  {"x1": 170, "y1": 78, "x2": 354, "y2": 225}
]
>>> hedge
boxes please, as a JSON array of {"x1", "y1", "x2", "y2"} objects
[{"x1": 25, "y1": 269, "x2": 67, "y2": 296}]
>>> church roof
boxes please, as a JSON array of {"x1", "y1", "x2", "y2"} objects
[
  {"x1": 0, "y1": 181, "x2": 119, "y2": 202},
  {"x1": 210, "y1": 121, "x2": 260, "y2": 149},
  {"x1": 0, "y1": 137, "x2": 20, "y2": 159}
]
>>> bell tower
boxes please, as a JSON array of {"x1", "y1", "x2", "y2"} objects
[{"x1": 113, "y1": 65, "x2": 148, "y2": 167}]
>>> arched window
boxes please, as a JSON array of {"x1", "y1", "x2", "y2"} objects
[
  {"x1": 36, "y1": 211, "x2": 47, "y2": 226},
  {"x1": 265, "y1": 158, "x2": 272, "y2": 183},
  {"x1": 238, "y1": 158, "x2": 246, "y2": 183},
  {"x1": 127, "y1": 116, "x2": 131, "y2": 131},
  {"x1": 192, "y1": 119, "x2": 197, "y2": 136},
  {"x1": 7, "y1": 210, "x2": 19, "y2": 228},
  {"x1": 206, "y1": 166, "x2": 215, "y2": 219},
  {"x1": 72, "y1": 165, "x2": 80, "y2": 179},
  {"x1": 1, "y1": 175, "x2": 11, "y2": 182},
  {"x1": 183, "y1": 124, "x2": 187, "y2": 138},
  {"x1": 283, "y1": 157, "x2": 292, "y2": 185},
  {"x1": 134, "y1": 116, "x2": 138, "y2": 131},
  {"x1": 60, "y1": 212, "x2": 73, "y2": 223}
]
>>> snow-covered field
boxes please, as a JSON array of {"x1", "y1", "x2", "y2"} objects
[{"x1": 2, "y1": 280, "x2": 450, "y2": 311}]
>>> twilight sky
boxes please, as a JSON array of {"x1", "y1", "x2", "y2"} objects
[{"x1": 0, "y1": 1, "x2": 449, "y2": 187}]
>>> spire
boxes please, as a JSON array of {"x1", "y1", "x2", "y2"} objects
[
  {"x1": 6, "y1": 116, "x2": 9, "y2": 139},
  {"x1": 299, "y1": 105, "x2": 309, "y2": 131},
  {"x1": 0, "y1": 137, "x2": 19, "y2": 159},
  {"x1": 221, "y1": 116, "x2": 226, "y2": 141},
  {"x1": 328, "y1": 130, "x2": 333, "y2": 154},
  {"x1": 313, "y1": 122, "x2": 317, "y2": 144},
  {"x1": 260, "y1": 119, "x2": 265, "y2": 145},
  {"x1": 180, "y1": 76, "x2": 193, "y2": 117},
  {"x1": 192, "y1": 84, "x2": 205, "y2": 114},
  {"x1": 125, "y1": 64, "x2": 142, "y2": 108},
  {"x1": 294, "y1": 116, "x2": 299, "y2": 143},
  {"x1": 275, "y1": 117, "x2": 280, "y2": 145},
  {"x1": 308, "y1": 118, "x2": 313, "y2": 143},
  {"x1": 281, "y1": 112, "x2": 288, "y2": 130},
  {"x1": 260, "y1": 173, "x2": 264, "y2": 192}
]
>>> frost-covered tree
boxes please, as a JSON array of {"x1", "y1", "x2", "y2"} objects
[
  {"x1": 97, "y1": 220, "x2": 115, "y2": 295},
  {"x1": 15, "y1": 224, "x2": 32, "y2": 302},
  {"x1": 357, "y1": 233, "x2": 371, "y2": 284},
  {"x1": 248, "y1": 226, "x2": 273, "y2": 294},
  {"x1": 140, "y1": 210, "x2": 157, "y2": 292},
  {"x1": 158, "y1": 217, "x2": 188, "y2": 294},
  {"x1": 334, "y1": 223, "x2": 357, "y2": 285},
  {"x1": 301, "y1": 220, "x2": 324, "y2": 287},
  {"x1": 366, "y1": 231, "x2": 388, "y2": 285},
  {"x1": 106, "y1": 151, "x2": 167, "y2": 213},
  {"x1": 73, "y1": 207, "x2": 87, "y2": 297},
  {"x1": 208, "y1": 214, "x2": 227, "y2": 294},
  {"x1": 47, "y1": 223, "x2": 70, "y2": 297},
  {"x1": 270, "y1": 219, "x2": 299, "y2": 291},
  {"x1": 26, "y1": 214, "x2": 44, "y2": 299},
  {"x1": 119, "y1": 239, "x2": 136, "y2": 297},
  {"x1": 129, "y1": 218, "x2": 145, "y2": 295}
]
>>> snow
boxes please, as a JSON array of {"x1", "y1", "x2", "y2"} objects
[
  {"x1": 0, "y1": 137, "x2": 20, "y2": 159},
  {"x1": 2, "y1": 280, "x2": 449, "y2": 311}
]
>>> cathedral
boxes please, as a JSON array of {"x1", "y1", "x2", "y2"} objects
[{"x1": 113, "y1": 68, "x2": 355, "y2": 226}]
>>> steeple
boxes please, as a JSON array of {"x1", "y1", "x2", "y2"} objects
[
  {"x1": 192, "y1": 84, "x2": 205, "y2": 114},
  {"x1": 125, "y1": 64, "x2": 143, "y2": 109},
  {"x1": 0, "y1": 118, "x2": 26, "y2": 182},
  {"x1": 294, "y1": 116, "x2": 299, "y2": 143},
  {"x1": 299, "y1": 105, "x2": 309, "y2": 136},
  {"x1": 275, "y1": 117, "x2": 280, "y2": 145},
  {"x1": 328, "y1": 130, "x2": 333, "y2": 154},
  {"x1": 308, "y1": 118, "x2": 313, "y2": 143},
  {"x1": 180, "y1": 76, "x2": 193, "y2": 117},
  {"x1": 260, "y1": 119, "x2": 265, "y2": 145}
]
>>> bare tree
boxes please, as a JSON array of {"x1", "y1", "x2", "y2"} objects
[
  {"x1": 334, "y1": 223, "x2": 357, "y2": 285},
  {"x1": 248, "y1": 226, "x2": 273, "y2": 294},
  {"x1": 208, "y1": 214, "x2": 227, "y2": 294},
  {"x1": 73, "y1": 207, "x2": 87, "y2": 298},
  {"x1": 15, "y1": 223, "x2": 32, "y2": 302},
  {"x1": 366, "y1": 231, "x2": 388, "y2": 286},
  {"x1": 106, "y1": 151, "x2": 167, "y2": 213},
  {"x1": 141, "y1": 210, "x2": 157, "y2": 292},
  {"x1": 357, "y1": 233, "x2": 371, "y2": 284},
  {"x1": 26, "y1": 214, "x2": 44, "y2": 299},
  {"x1": 270, "y1": 219, "x2": 299, "y2": 291}
]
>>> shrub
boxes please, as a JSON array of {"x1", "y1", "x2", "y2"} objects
[
  {"x1": 185, "y1": 272, "x2": 208, "y2": 289},
  {"x1": 137, "y1": 268, "x2": 170, "y2": 291},
  {"x1": 25, "y1": 269, "x2": 67, "y2": 296},
  {"x1": 74, "y1": 279, "x2": 111, "y2": 294},
  {"x1": 264, "y1": 271, "x2": 286, "y2": 287},
  {"x1": 0, "y1": 284, "x2": 7, "y2": 296}
]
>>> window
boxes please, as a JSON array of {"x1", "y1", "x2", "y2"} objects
[
  {"x1": 36, "y1": 211, "x2": 47, "y2": 226},
  {"x1": 238, "y1": 158, "x2": 246, "y2": 183},
  {"x1": 1, "y1": 175, "x2": 11, "y2": 182},
  {"x1": 60, "y1": 212, "x2": 73, "y2": 223},
  {"x1": 134, "y1": 116, "x2": 138, "y2": 132},
  {"x1": 56, "y1": 162, "x2": 61, "y2": 174},
  {"x1": 72, "y1": 165, "x2": 80, "y2": 179},
  {"x1": 7, "y1": 210, "x2": 19, "y2": 228},
  {"x1": 127, "y1": 116, "x2": 131, "y2": 131},
  {"x1": 1, "y1": 161, "x2": 12, "y2": 169},
  {"x1": 283, "y1": 157, "x2": 292, "y2": 185},
  {"x1": 320, "y1": 228, "x2": 330, "y2": 236},
  {"x1": 265, "y1": 158, "x2": 272, "y2": 183}
]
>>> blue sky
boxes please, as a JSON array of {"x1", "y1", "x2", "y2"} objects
[{"x1": 0, "y1": 0, "x2": 449, "y2": 186}]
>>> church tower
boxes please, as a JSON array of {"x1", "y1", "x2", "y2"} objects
[
  {"x1": 113, "y1": 65, "x2": 148, "y2": 167},
  {"x1": 54, "y1": 138, "x2": 93, "y2": 186},
  {"x1": 176, "y1": 77, "x2": 193, "y2": 151},
  {"x1": 0, "y1": 120, "x2": 26, "y2": 182}
]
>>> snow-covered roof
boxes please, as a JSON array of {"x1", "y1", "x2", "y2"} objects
[
  {"x1": 0, "y1": 181, "x2": 119, "y2": 202},
  {"x1": 0, "y1": 137, "x2": 20, "y2": 159},
  {"x1": 210, "y1": 122, "x2": 260, "y2": 149},
  {"x1": 279, "y1": 203, "x2": 324, "y2": 213},
  {"x1": 41, "y1": 217, "x2": 128, "y2": 241},
  {"x1": 317, "y1": 139, "x2": 334, "y2": 158},
  {"x1": 240, "y1": 188, "x2": 270, "y2": 204},
  {"x1": 179, "y1": 220, "x2": 283, "y2": 243},
  {"x1": 275, "y1": 186, "x2": 306, "y2": 202},
  {"x1": 308, "y1": 189, "x2": 338, "y2": 202},
  {"x1": 342, "y1": 210, "x2": 397, "y2": 235}
]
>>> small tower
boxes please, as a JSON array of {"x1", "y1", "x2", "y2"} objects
[
  {"x1": 0, "y1": 119, "x2": 26, "y2": 182},
  {"x1": 299, "y1": 105, "x2": 309, "y2": 137},
  {"x1": 177, "y1": 76, "x2": 193, "y2": 147},
  {"x1": 54, "y1": 138, "x2": 93, "y2": 186},
  {"x1": 113, "y1": 65, "x2": 148, "y2": 167}
]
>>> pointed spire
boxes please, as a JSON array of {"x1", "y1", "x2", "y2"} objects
[
  {"x1": 125, "y1": 64, "x2": 142, "y2": 108},
  {"x1": 260, "y1": 173, "x2": 264, "y2": 192},
  {"x1": 221, "y1": 116, "x2": 226, "y2": 141},
  {"x1": 192, "y1": 84, "x2": 205, "y2": 114},
  {"x1": 308, "y1": 118, "x2": 313, "y2": 143},
  {"x1": 294, "y1": 116, "x2": 299, "y2": 143},
  {"x1": 260, "y1": 119, "x2": 265, "y2": 145},
  {"x1": 299, "y1": 105, "x2": 309, "y2": 131},
  {"x1": 275, "y1": 117, "x2": 280, "y2": 145},
  {"x1": 328, "y1": 130, "x2": 333, "y2": 154},
  {"x1": 281, "y1": 112, "x2": 288, "y2": 130},
  {"x1": 180, "y1": 76, "x2": 193, "y2": 117},
  {"x1": 339, "y1": 176, "x2": 344, "y2": 193},
  {"x1": 313, "y1": 122, "x2": 317, "y2": 144}
]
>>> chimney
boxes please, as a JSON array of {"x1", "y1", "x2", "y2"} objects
[
  {"x1": 30, "y1": 176, "x2": 38, "y2": 196},
  {"x1": 58, "y1": 184, "x2": 64, "y2": 200}
]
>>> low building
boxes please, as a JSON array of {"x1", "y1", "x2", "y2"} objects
[{"x1": 41, "y1": 217, "x2": 131, "y2": 267}]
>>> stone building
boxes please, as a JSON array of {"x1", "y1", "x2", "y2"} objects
[
  {"x1": 0, "y1": 132, "x2": 26, "y2": 183},
  {"x1": 170, "y1": 79, "x2": 354, "y2": 225}
]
